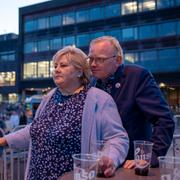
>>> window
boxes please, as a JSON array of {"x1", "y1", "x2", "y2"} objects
[
  {"x1": 76, "y1": 34, "x2": 90, "y2": 47},
  {"x1": 37, "y1": 61, "x2": 49, "y2": 78},
  {"x1": 157, "y1": 0, "x2": 174, "y2": 9},
  {"x1": 177, "y1": 21, "x2": 180, "y2": 35},
  {"x1": 122, "y1": 27, "x2": 137, "y2": 41},
  {"x1": 63, "y1": 36, "x2": 75, "y2": 46},
  {"x1": 158, "y1": 21, "x2": 176, "y2": 37},
  {"x1": 90, "y1": 7, "x2": 104, "y2": 21},
  {"x1": 90, "y1": 32, "x2": 105, "y2": 40},
  {"x1": 24, "y1": 42, "x2": 37, "y2": 54},
  {"x1": 62, "y1": 12, "x2": 75, "y2": 25},
  {"x1": 37, "y1": 40, "x2": 49, "y2": 52},
  {"x1": 23, "y1": 62, "x2": 37, "y2": 79},
  {"x1": 105, "y1": 4, "x2": 120, "y2": 18},
  {"x1": 50, "y1": 38, "x2": 62, "y2": 50},
  {"x1": 76, "y1": 10, "x2": 89, "y2": 23},
  {"x1": 50, "y1": 15, "x2": 61, "y2": 27},
  {"x1": 37, "y1": 17, "x2": 49, "y2": 30},
  {"x1": 121, "y1": 1, "x2": 137, "y2": 15},
  {"x1": 124, "y1": 52, "x2": 138, "y2": 63},
  {"x1": 0, "y1": 51, "x2": 15, "y2": 61},
  {"x1": 140, "y1": 50, "x2": 157, "y2": 62},
  {"x1": 49, "y1": 60, "x2": 53, "y2": 77},
  {"x1": 8, "y1": 94, "x2": 18, "y2": 103},
  {"x1": 159, "y1": 48, "x2": 176, "y2": 61},
  {"x1": 106, "y1": 29, "x2": 121, "y2": 40},
  {"x1": 0, "y1": 71, "x2": 16, "y2": 86},
  {"x1": 138, "y1": 0, "x2": 156, "y2": 12},
  {"x1": 24, "y1": 20, "x2": 37, "y2": 32},
  {"x1": 139, "y1": 24, "x2": 156, "y2": 39}
]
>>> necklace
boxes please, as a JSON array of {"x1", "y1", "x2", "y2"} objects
[
  {"x1": 60, "y1": 86, "x2": 84, "y2": 96},
  {"x1": 57, "y1": 86, "x2": 84, "y2": 107}
]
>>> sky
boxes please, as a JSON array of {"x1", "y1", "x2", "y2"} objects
[{"x1": 0, "y1": 0, "x2": 50, "y2": 35}]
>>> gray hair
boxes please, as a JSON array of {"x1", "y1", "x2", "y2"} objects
[
  {"x1": 90, "y1": 36, "x2": 123, "y2": 60},
  {"x1": 53, "y1": 46, "x2": 91, "y2": 86}
]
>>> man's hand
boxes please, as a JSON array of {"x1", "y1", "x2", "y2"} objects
[
  {"x1": 98, "y1": 156, "x2": 116, "y2": 177},
  {"x1": 123, "y1": 160, "x2": 136, "y2": 169}
]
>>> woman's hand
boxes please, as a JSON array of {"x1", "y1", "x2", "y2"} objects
[
  {"x1": 123, "y1": 160, "x2": 136, "y2": 169},
  {"x1": 98, "y1": 156, "x2": 116, "y2": 177},
  {"x1": 0, "y1": 137, "x2": 7, "y2": 146}
]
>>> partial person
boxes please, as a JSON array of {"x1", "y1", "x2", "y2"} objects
[
  {"x1": 89, "y1": 36, "x2": 174, "y2": 168},
  {"x1": 0, "y1": 46, "x2": 129, "y2": 179}
]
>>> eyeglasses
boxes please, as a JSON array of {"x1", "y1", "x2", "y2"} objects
[{"x1": 88, "y1": 55, "x2": 116, "y2": 65}]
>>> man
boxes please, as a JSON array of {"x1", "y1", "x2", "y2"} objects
[{"x1": 89, "y1": 36, "x2": 174, "y2": 168}]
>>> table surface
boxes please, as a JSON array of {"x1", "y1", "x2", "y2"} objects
[{"x1": 59, "y1": 168, "x2": 160, "y2": 180}]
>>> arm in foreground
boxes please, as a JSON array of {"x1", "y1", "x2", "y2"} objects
[{"x1": 100, "y1": 97, "x2": 129, "y2": 176}]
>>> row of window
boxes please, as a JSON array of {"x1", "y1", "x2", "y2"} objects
[
  {"x1": 24, "y1": 19, "x2": 180, "y2": 54},
  {"x1": 0, "y1": 51, "x2": 16, "y2": 61},
  {"x1": 125, "y1": 47, "x2": 180, "y2": 63},
  {"x1": 0, "y1": 72, "x2": 16, "y2": 86},
  {"x1": 0, "y1": 93, "x2": 18, "y2": 103},
  {"x1": 23, "y1": 46, "x2": 180, "y2": 79},
  {"x1": 23, "y1": 61, "x2": 52, "y2": 79},
  {"x1": 125, "y1": 47, "x2": 180, "y2": 72},
  {"x1": 24, "y1": 0, "x2": 180, "y2": 32}
]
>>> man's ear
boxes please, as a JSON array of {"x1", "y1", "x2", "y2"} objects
[{"x1": 116, "y1": 55, "x2": 123, "y2": 66}]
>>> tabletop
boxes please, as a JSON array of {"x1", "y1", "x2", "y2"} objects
[{"x1": 59, "y1": 168, "x2": 160, "y2": 180}]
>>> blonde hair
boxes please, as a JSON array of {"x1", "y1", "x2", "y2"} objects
[
  {"x1": 90, "y1": 36, "x2": 123, "y2": 60},
  {"x1": 53, "y1": 46, "x2": 90, "y2": 86}
]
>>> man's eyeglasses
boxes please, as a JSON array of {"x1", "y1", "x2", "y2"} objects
[{"x1": 88, "y1": 55, "x2": 116, "y2": 65}]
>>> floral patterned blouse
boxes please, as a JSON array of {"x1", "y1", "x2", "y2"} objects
[{"x1": 28, "y1": 88, "x2": 87, "y2": 180}]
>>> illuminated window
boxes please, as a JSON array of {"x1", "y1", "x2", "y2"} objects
[
  {"x1": 0, "y1": 71, "x2": 16, "y2": 86},
  {"x1": 8, "y1": 93, "x2": 18, "y2": 103},
  {"x1": 50, "y1": 60, "x2": 53, "y2": 77},
  {"x1": 37, "y1": 61, "x2": 49, "y2": 78},
  {"x1": 23, "y1": 62, "x2": 37, "y2": 79},
  {"x1": 139, "y1": 0, "x2": 156, "y2": 12},
  {"x1": 122, "y1": 1, "x2": 137, "y2": 15},
  {"x1": 124, "y1": 52, "x2": 138, "y2": 63},
  {"x1": 62, "y1": 12, "x2": 75, "y2": 25}
]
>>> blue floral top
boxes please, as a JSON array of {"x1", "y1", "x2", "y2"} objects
[{"x1": 28, "y1": 88, "x2": 87, "y2": 180}]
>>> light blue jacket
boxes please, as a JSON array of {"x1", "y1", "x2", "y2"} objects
[{"x1": 5, "y1": 87, "x2": 129, "y2": 179}]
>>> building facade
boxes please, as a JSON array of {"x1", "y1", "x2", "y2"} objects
[
  {"x1": 18, "y1": 0, "x2": 180, "y2": 111},
  {"x1": 0, "y1": 33, "x2": 19, "y2": 103}
]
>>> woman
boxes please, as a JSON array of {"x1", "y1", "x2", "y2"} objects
[{"x1": 0, "y1": 46, "x2": 129, "y2": 179}]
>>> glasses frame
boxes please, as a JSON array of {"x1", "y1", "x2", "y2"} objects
[{"x1": 88, "y1": 55, "x2": 117, "y2": 65}]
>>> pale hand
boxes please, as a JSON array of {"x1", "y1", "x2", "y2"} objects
[
  {"x1": 98, "y1": 156, "x2": 116, "y2": 177},
  {"x1": 123, "y1": 160, "x2": 136, "y2": 169}
]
